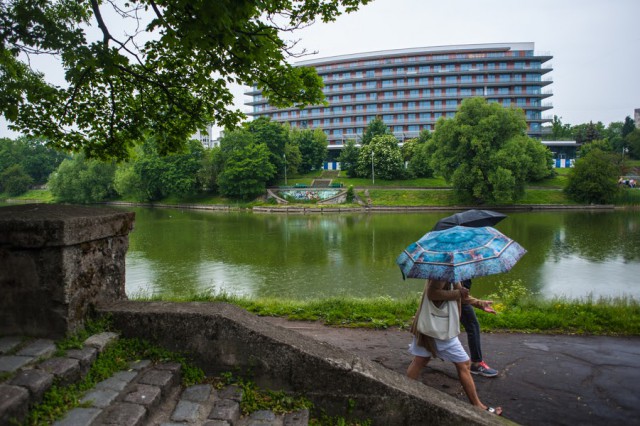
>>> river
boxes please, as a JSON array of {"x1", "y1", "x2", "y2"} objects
[{"x1": 122, "y1": 207, "x2": 640, "y2": 301}]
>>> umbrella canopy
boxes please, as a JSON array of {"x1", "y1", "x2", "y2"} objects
[
  {"x1": 396, "y1": 225, "x2": 526, "y2": 282},
  {"x1": 432, "y1": 209, "x2": 507, "y2": 231}
]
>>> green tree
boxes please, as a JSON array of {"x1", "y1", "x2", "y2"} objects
[
  {"x1": 564, "y1": 149, "x2": 620, "y2": 204},
  {"x1": 405, "y1": 130, "x2": 435, "y2": 178},
  {"x1": 622, "y1": 116, "x2": 636, "y2": 138},
  {"x1": 114, "y1": 137, "x2": 204, "y2": 201},
  {"x1": 432, "y1": 97, "x2": 550, "y2": 203},
  {"x1": 198, "y1": 146, "x2": 224, "y2": 193},
  {"x1": 361, "y1": 117, "x2": 390, "y2": 145},
  {"x1": 573, "y1": 121, "x2": 604, "y2": 144},
  {"x1": 0, "y1": 164, "x2": 33, "y2": 196},
  {"x1": 548, "y1": 115, "x2": 573, "y2": 140},
  {"x1": 356, "y1": 134, "x2": 404, "y2": 180},
  {"x1": 604, "y1": 121, "x2": 625, "y2": 154},
  {"x1": 246, "y1": 117, "x2": 289, "y2": 185},
  {"x1": 284, "y1": 142, "x2": 302, "y2": 178},
  {"x1": 217, "y1": 130, "x2": 275, "y2": 199},
  {"x1": 2, "y1": 0, "x2": 370, "y2": 159},
  {"x1": 578, "y1": 139, "x2": 612, "y2": 158},
  {"x1": 626, "y1": 128, "x2": 640, "y2": 159},
  {"x1": 337, "y1": 140, "x2": 359, "y2": 178},
  {"x1": 0, "y1": 137, "x2": 68, "y2": 184},
  {"x1": 48, "y1": 153, "x2": 117, "y2": 203},
  {"x1": 290, "y1": 128, "x2": 328, "y2": 174}
]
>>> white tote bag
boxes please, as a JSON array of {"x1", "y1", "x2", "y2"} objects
[{"x1": 417, "y1": 290, "x2": 460, "y2": 340}]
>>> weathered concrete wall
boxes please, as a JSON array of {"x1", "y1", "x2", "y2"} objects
[
  {"x1": 0, "y1": 204, "x2": 134, "y2": 338},
  {"x1": 98, "y1": 301, "x2": 512, "y2": 426}
]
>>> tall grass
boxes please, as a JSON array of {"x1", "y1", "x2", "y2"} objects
[{"x1": 132, "y1": 284, "x2": 640, "y2": 336}]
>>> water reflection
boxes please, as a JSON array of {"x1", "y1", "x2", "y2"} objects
[{"x1": 121, "y1": 207, "x2": 640, "y2": 301}]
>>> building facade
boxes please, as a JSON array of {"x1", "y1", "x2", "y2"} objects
[
  {"x1": 245, "y1": 42, "x2": 553, "y2": 150},
  {"x1": 192, "y1": 123, "x2": 219, "y2": 149}
]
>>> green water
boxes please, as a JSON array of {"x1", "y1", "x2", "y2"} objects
[{"x1": 122, "y1": 207, "x2": 640, "y2": 301}]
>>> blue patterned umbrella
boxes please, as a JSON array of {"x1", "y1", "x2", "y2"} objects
[{"x1": 396, "y1": 226, "x2": 526, "y2": 282}]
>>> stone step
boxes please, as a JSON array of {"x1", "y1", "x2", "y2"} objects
[
  {"x1": 0, "y1": 333, "x2": 118, "y2": 425},
  {"x1": 1, "y1": 334, "x2": 309, "y2": 426}
]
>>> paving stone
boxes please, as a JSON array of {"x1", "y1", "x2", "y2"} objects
[
  {"x1": 16, "y1": 339, "x2": 56, "y2": 358},
  {"x1": 112, "y1": 370, "x2": 138, "y2": 382},
  {"x1": 9, "y1": 368, "x2": 54, "y2": 403},
  {"x1": 0, "y1": 384, "x2": 29, "y2": 425},
  {"x1": 182, "y1": 384, "x2": 212, "y2": 402},
  {"x1": 128, "y1": 359, "x2": 151, "y2": 371},
  {"x1": 66, "y1": 347, "x2": 98, "y2": 375},
  {"x1": 95, "y1": 376, "x2": 130, "y2": 392},
  {"x1": 203, "y1": 421, "x2": 232, "y2": 426},
  {"x1": 284, "y1": 409, "x2": 309, "y2": 426},
  {"x1": 123, "y1": 384, "x2": 162, "y2": 407},
  {"x1": 208, "y1": 399, "x2": 240, "y2": 425},
  {"x1": 80, "y1": 389, "x2": 120, "y2": 408},
  {"x1": 0, "y1": 355, "x2": 33, "y2": 372},
  {"x1": 97, "y1": 402, "x2": 146, "y2": 426},
  {"x1": 171, "y1": 400, "x2": 203, "y2": 422},
  {"x1": 0, "y1": 336, "x2": 23, "y2": 354},
  {"x1": 95, "y1": 370, "x2": 137, "y2": 392},
  {"x1": 137, "y1": 369, "x2": 177, "y2": 395},
  {"x1": 37, "y1": 357, "x2": 81, "y2": 386},
  {"x1": 247, "y1": 410, "x2": 281, "y2": 426},
  {"x1": 155, "y1": 362, "x2": 182, "y2": 373},
  {"x1": 218, "y1": 384, "x2": 243, "y2": 402},
  {"x1": 84, "y1": 332, "x2": 118, "y2": 352},
  {"x1": 53, "y1": 407, "x2": 102, "y2": 426}
]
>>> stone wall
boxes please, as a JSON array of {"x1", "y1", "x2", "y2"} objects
[
  {"x1": 98, "y1": 301, "x2": 507, "y2": 426},
  {"x1": 0, "y1": 204, "x2": 134, "y2": 338}
]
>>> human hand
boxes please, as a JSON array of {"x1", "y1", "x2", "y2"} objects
[
  {"x1": 482, "y1": 300, "x2": 496, "y2": 314},
  {"x1": 459, "y1": 287, "x2": 470, "y2": 299}
]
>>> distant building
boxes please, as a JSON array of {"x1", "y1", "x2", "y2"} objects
[
  {"x1": 635, "y1": 108, "x2": 640, "y2": 128},
  {"x1": 192, "y1": 124, "x2": 218, "y2": 149},
  {"x1": 245, "y1": 42, "x2": 553, "y2": 150},
  {"x1": 541, "y1": 141, "x2": 578, "y2": 168}
]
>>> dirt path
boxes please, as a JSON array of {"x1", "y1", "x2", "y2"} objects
[{"x1": 263, "y1": 317, "x2": 640, "y2": 426}]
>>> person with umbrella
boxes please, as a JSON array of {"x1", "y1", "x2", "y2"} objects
[
  {"x1": 406, "y1": 278, "x2": 502, "y2": 416},
  {"x1": 431, "y1": 210, "x2": 508, "y2": 379},
  {"x1": 397, "y1": 223, "x2": 526, "y2": 417}
]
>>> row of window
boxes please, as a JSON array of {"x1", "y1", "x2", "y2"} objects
[
  {"x1": 321, "y1": 63, "x2": 543, "y2": 81},
  {"x1": 313, "y1": 50, "x2": 539, "y2": 72},
  {"x1": 253, "y1": 97, "x2": 544, "y2": 113},
  {"x1": 326, "y1": 74, "x2": 542, "y2": 91},
  {"x1": 253, "y1": 88, "x2": 544, "y2": 109},
  {"x1": 278, "y1": 109, "x2": 543, "y2": 126},
  {"x1": 314, "y1": 121, "x2": 544, "y2": 140},
  {"x1": 252, "y1": 84, "x2": 545, "y2": 105}
]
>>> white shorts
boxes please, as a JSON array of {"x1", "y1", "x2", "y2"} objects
[{"x1": 408, "y1": 335, "x2": 470, "y2": 363}]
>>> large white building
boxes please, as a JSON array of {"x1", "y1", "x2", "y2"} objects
[{"x1": 245, "y1": 42, "x2": 553, "y2": 150}]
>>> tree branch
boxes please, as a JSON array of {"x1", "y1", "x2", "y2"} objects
[{"x1": 90, "y1": 0, "x2": 111, "y2": 45}]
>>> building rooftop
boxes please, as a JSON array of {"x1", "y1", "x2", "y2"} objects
[{"x1": 295, "y1": 42, "x2": 538, "y2": 67}]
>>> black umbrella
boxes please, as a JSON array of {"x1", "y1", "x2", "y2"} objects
[{"x1": 431, "y1": 209, "x2": 507, "y2": 231}]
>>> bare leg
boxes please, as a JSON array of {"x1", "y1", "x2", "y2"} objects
[
  {"x1": 454, "y1": 360, "x2": 485, "y2": 408},
  {"x1": 407, "y1": 356, "x2": 430, "y2": 380}
]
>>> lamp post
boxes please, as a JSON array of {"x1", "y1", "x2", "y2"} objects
[
  {"x1": 371, "y1": 149, "x2": 375, "y2": 185},
  {"x1": 284, "y1": 153, "x2": 287, "y2": 186}
]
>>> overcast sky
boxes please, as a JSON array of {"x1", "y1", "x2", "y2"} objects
[
  {"x1": 2, "y1": 0, "x2": 638, "y2": 139},
  {"x1": 272, "y1": 0, "x2": 640, "y2": 126}
]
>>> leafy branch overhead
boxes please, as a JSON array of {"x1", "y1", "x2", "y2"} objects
[{"x1": 0, "y1": 0, "x2": 371, "y2": 159}]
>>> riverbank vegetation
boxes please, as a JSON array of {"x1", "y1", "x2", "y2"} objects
[{"x1": 132, "y1": 280, "x2": 640, "y2": 336}]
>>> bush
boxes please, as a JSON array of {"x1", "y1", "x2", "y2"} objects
[
  {"x1": 0, "y1": 164, "x2": 33, "y2": 196},
  {"x1": 564, "y1": 149, "x2": 620, "y2": 204}
]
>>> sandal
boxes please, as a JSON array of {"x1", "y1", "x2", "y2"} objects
[{"x1": 486, "y1": 407, "x2": 503, "y2": 416}]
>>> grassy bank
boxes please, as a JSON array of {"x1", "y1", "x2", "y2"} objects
[{"x1": 133, "y1": 283, "x2": 640, "y2": 336}]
